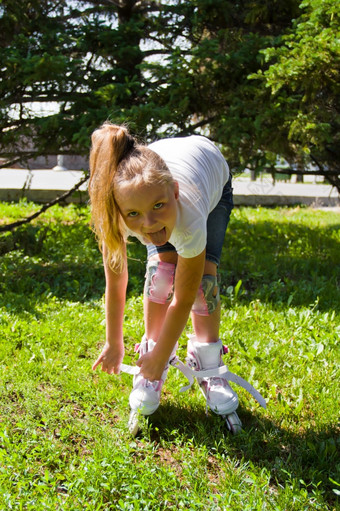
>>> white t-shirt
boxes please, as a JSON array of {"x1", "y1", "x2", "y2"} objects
[{"x1": 128, "y1": 135, "x2": 229, "y2": 258}]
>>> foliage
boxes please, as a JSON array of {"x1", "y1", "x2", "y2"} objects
[
  {"x1": 0, "y1": 0, "x2": 197, "y2": 158},
  {"x1": 0, "y1": 0, "x2": 147, "y2": 159},
  {"x1": 1, "y1": 0, "x2": 339, "y2": 189},
  {"x1": 0, "y1": 201, "x2": 339, "y2": 509},
  {"x1": 251, "y1": 0, "x2": 340, "y2": 186}
]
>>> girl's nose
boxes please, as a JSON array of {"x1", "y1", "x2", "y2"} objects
[{"x1": 143, "y1": 212, "x2": 156, "y2": 228}]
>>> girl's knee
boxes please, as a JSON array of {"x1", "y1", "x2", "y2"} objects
[{"x1": 192, "y1": 275, "x2": 220, "y2": 316}]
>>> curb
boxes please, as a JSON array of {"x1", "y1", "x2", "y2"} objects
[{"x1": 0, "y1": 169, "x2": 339, "y2": 207}]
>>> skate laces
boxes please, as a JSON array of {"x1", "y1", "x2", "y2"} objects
[
  {"x1": 133, "y1": 341, "x2": 175, "y2": 393},
  {"x1": 205, "y1": 376, "x2": 226, "y2": 389},
  {"x1": 185, "y1": 351, "x2": 226, "y2": 387},
  {"x1": 142, "y1": 378, "x2": 163, "y2": 392},
  {"x1": 134, "y1": 341, "x2": 161, "y2": 391},
  {"x1": 186, "y1": 349, "x2": 231, "y2": 410}
]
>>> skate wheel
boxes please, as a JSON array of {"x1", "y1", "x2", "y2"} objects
[
  {"x1": 128, "y1": 411, "x2": 140, "y2": 437},
  {"x1": 224, "y1": 411, "x2": 242, "y2": 434}
]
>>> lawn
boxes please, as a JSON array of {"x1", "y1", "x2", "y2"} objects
[{"x1": 0, "y1": 201, "x2": 339, "y2": 510}]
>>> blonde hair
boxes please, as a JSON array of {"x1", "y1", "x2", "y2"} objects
[{"x1": 89, "y1": 122, "x2": 173, "y2": 272}]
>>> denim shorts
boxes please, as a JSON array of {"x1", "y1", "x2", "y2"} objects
[{"x1": 147, "y1": 174, "x2": 234, "y2": 266}]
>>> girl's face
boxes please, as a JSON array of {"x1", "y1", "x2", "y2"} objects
[{"x1": 115, "y1": 180, "x2": 179, "y2": 246}]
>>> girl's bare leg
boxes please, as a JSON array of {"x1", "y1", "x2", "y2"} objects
[{"x1": 191, "y1": 260, "x2": 221, "y2": 343}]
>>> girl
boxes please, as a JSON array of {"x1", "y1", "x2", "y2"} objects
[{"x1": 89, "y1": 122, "x2": 239, "y2": 423}]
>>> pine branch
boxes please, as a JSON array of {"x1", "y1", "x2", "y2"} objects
[
  {"x1": 0, "y1": 157, "x2": 26, "y2": 169},
  {"x1": 0, "y1": 174, "x2": 89, "y2": 233}
]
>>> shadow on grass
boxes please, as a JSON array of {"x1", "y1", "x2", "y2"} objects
[
  {"x1": 0, "y1": 224, "x2": 146, "y2": 313},
  {"x1": 144, "y1": 400, "x2": 338, "y2": 507},
  {"x1": 0, "y1": 261, "x2": 105, "y2": 312},
  {"x1": 0, "y1": 209, "x2": 339, "y2": 312},
  {"x1": 220, "y1": 216, "x2": 340, "y2": 311}
]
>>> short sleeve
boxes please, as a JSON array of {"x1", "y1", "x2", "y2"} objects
[{"x1": 169, "y1": 218, "x2": 207, "y2": 258}]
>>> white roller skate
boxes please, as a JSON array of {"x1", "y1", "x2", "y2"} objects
[
  {"x1": 127, "y1": 336, "x2": 178, "y2": 436},
  {"x1": 121, "y1": 336, "x2": 266, "y2": 436},
  {"x1": 186, "y1": 336, "x2": 242, "y2": 434}
]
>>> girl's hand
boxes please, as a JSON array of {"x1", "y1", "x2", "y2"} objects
[
  {"x1": 92, "y1": 341, "x2": 124, "y2": 375},
  {"x1": 136, "y1": 351, "x2": 167, "y2": 381}
]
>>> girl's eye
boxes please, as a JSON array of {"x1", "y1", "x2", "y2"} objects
[
  {"x1": 127, "y1": 211, "x2": 139, "y2": 218},
  {"x1": 154, "y1": 202, "x2": 164, "y2": 210}
]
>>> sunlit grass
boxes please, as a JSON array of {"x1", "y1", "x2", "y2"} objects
[{"x1": 0, "y1": 200, "x2": 339, "y2": 510}]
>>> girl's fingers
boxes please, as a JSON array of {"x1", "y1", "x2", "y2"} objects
[
  {"x1": 92, "y1": 356, "x2": 102, "y2": 371},
  {"x1": 113, "y1": 365, "x2": 121, "y2": 375}
]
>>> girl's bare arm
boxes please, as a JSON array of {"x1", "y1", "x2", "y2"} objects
[
  {"x1": 137, "y1": 250, "x2": 205, "y2": 379},
  {"x1": 92, "y1": 244, "x2": 128, "y2": 374}
]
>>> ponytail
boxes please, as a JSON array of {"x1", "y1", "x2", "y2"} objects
[
  {"x1": 89, "y1": 122, "x2": 173, "y2": 272},
  {"x1": 89, "y1": 123, "x2": 134, "y2": 271}
]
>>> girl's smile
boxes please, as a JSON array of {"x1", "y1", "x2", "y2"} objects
[{"x1": 116, "y1": 180, "x2": 179, "y2": 245}]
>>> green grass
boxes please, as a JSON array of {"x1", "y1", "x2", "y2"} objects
[{"x1": 0, "y1": 200, "x2": 339, "y2": 510}]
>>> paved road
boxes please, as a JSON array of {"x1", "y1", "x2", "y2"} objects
[{"x1": 0, "y1": 168, "x2": 339, "y2": 207}]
